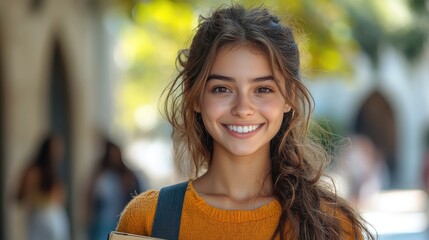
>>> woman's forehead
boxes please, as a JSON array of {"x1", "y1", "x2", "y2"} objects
[
  {"x1": 210, "y1": 44, "x2": 286, "y2": 84},
  {"x1": 216, "y1": 42, "x2": 266, "y2": 57}
]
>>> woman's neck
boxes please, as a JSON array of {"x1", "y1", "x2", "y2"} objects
[{"x1": 193, "y1": 147, "x2": 274, "y2": 209}]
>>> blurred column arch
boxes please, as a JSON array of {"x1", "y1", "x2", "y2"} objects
[
  {"x1": 354, "y1": 91, "x2": 397, "y2": 187},
  {"x1": 0, "y1": 24, "x2": 5, "y2": 240},
  {"x1": 48, "y1": 37, "x2": 73, "y2": 238}
]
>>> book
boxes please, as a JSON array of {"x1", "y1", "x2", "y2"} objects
[{"x1": 108, "y1": 231, "x2": 165, "y2": 240}]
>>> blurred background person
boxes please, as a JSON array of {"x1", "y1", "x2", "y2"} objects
[
  {"x1": 86, "y1": 139, "x2": 141, "y2": 240},
  {"x1": 336, "y1": 135, "x2": 390, "y2": 209},
  {"x1": 15, "y1": 133, "x2": 70, "y2": 240}
]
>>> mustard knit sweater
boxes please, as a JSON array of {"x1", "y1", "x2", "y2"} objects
[{"x1": 116, "y1": 181, "x2": 359, "y2": 239}]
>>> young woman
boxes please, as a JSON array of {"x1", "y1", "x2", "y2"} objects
[
  {"x1": 116, "y1": 4, "x2": 375, "y2": 240},
  {"x1": 86, "y1": 139, "x2": 142, "y2": 240},
  {"x1": 16, "y1": 134, "x2": 70, "y2": 240}
]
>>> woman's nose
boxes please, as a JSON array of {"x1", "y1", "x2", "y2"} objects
[{"x1": 231, "y1": 93, "x2": 254, "y2": 117}]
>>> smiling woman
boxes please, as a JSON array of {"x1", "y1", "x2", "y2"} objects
[
  {"x1": 197, "y1": 45, "x2": 289, "y2": 158},
  {"x1": 115, "y1": 4, "x2": 375, "y2": 240}
]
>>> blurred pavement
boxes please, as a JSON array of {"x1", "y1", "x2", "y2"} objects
[{"x1": 361, "y1": 189, "x2": 429, "y2": 240}]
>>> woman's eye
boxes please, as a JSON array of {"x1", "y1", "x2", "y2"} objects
[
  {"x1": 212, "y1": 86, "x2": 231, "y2": 93},
  {"x1": 256, "y1": 87, "x2": 273, "y2": 93}
]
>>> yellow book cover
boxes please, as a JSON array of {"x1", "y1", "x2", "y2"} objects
[{"x1": 109, "y1": 231, "x2": 164, "y2": 240}]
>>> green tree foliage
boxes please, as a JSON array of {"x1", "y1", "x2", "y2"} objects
[
  {"x1": 112, "y1": 0, "x2": 196, "y2": 131},
  {"x1": 336, "y1": 0, "x2": 429, "y2": 62}
]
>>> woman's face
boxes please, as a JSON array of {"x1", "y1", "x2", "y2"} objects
[{"x1": 196, "y1": 45, "x2": 291, "y2": 158}]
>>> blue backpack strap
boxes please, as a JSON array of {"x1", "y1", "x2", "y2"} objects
[{"x1": 151, "y1": 181, "x2": 188, "y2": 240}]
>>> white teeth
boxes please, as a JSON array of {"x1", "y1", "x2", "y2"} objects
[{"x1": 227, "y1": 124, "x2": 260, "y2": 133}]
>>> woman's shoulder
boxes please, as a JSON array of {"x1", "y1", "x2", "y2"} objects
[
  {"x1": 116, "y1": 189, "x2": 160, "y2": 236},
  {"x1": 127, "y1": 189, "x2": 160, "y2": 209}
]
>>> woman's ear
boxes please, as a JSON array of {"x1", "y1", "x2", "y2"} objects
[{"x1": 284, "y1": 104, "x2": 292, "y2": 113}]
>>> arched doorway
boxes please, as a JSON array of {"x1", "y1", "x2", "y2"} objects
[
  {"x1": 354, "y1": 91, "x2": 397, "y2": 187},
  {"x1": 49, "y1": 39, "x2": 73, "y2": 237}
]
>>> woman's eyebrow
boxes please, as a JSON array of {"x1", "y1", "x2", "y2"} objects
[
  {"x1": 207, "y1": 74, "x2": 233, "y2": 81},
  {"x1": 207, "y1": 74, "x2": 274, "y2": 82},
  {"x1": 252, "y1": 75, "x2": 274, "y2": 82}
]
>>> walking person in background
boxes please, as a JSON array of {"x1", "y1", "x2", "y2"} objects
[
  {"x1": 16, "y1": 133, "x2": 70, "y2": 240},
  {"x1": 87, "y1": 139, "x2": 141, "y2": 240},
  {"x1": 116, "y1": 4, "x2": 375, "y2": 239}
]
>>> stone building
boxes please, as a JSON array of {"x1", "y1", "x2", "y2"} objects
[
  {"x1": 0, "y1": 0, "x2": 115, "y2": 239},
  {"x1": 309, "y1": 44, "x2": 429, "y2": 190}
]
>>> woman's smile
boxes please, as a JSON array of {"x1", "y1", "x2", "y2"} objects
[{"x1": 222, "y1": 123, "x2": 264, "y2": 138}]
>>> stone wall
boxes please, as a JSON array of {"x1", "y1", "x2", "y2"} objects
[{"x1": 0, "y1": 0, "x2": 109, "y2": 239}]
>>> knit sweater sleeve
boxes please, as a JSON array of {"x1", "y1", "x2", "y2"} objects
[{"x1": 116, "y1": 190, "x2": 159, "y2": 236}]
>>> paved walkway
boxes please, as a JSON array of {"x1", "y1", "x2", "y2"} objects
[
  {"x1": 360, "y1": 189, "x2": 429, "y2": 240},
  {"x1": 379, "y1": 230, "x2": 429, "y2": 240}
]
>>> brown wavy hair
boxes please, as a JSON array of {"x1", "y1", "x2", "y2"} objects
[{"x1": 162, "y1": 4, "x2": 375, "y2": 240}]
